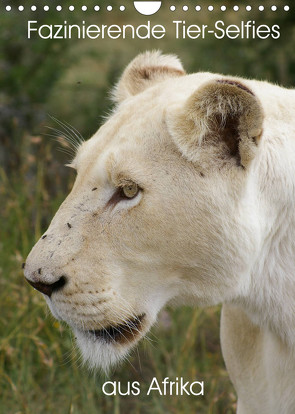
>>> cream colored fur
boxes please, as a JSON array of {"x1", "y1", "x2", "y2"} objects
[{"x1": 24, "y1": 52, "x2": 295, "y2": 413}]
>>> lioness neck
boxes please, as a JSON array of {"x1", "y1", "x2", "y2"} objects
[{"x1": 239, "y1": 113, "x2": 295, "y2": 348}]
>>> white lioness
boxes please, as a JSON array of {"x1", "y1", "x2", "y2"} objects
[{"x1": 24, "y1": 52, "x2": 295, "y2": 413}]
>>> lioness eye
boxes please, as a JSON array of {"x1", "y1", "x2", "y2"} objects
[
  {"x1": 121, "y1": 182, "x2": 139, "y2": 199},
  {"x1": 107, "y1": 181, "x2": 141, "y2": 207}
]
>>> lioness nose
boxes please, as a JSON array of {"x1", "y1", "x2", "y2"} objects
[{"x1": 25, "y1": 275, "x2": 66, "y2": 297}]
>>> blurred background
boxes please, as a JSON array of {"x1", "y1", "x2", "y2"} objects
[{"x1": 1, "y1": 1, "x2": 295, "y2": 413}]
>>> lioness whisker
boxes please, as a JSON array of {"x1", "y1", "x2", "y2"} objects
[
  {"x1": 60, "y1": 118, "x2": 85, "y2": 144},
  {"x1": 45, "y1": 127, "x2": 80, "y2": 151},
  {"x1": 49, "y1": 115, "x2": 84, "y2": 147}
]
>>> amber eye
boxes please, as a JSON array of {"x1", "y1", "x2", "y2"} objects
[
  {"x1": 121, "y1": 182, "x2": 139, "y2": 199},
  {"x1": 107, "y1": 181, "x2": 141, "y2": 207}
]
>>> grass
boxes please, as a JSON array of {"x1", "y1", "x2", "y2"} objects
[{"x1": 0, "y1": 139, "x2": 237, "y2": 414}]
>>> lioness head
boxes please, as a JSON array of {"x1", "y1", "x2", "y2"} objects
[{"x1": 24, "y1": 51, "x2": 264, "y2": 371}]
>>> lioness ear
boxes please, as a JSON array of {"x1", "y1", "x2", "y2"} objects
[
  {"x1": 167, "y1": 79, "x2": 264, "y2": 168},
  {"x1": 113, "y1": 51, "x2": 185, "y2": 103}
]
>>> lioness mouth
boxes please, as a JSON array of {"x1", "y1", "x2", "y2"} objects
[{"x1": 87, "y1": 313, "x2": 146, "y2": 344}]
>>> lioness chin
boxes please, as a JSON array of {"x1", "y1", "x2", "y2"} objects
[{"x1": 24, "y1": 51, "x2": 295, "y2": 414}]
